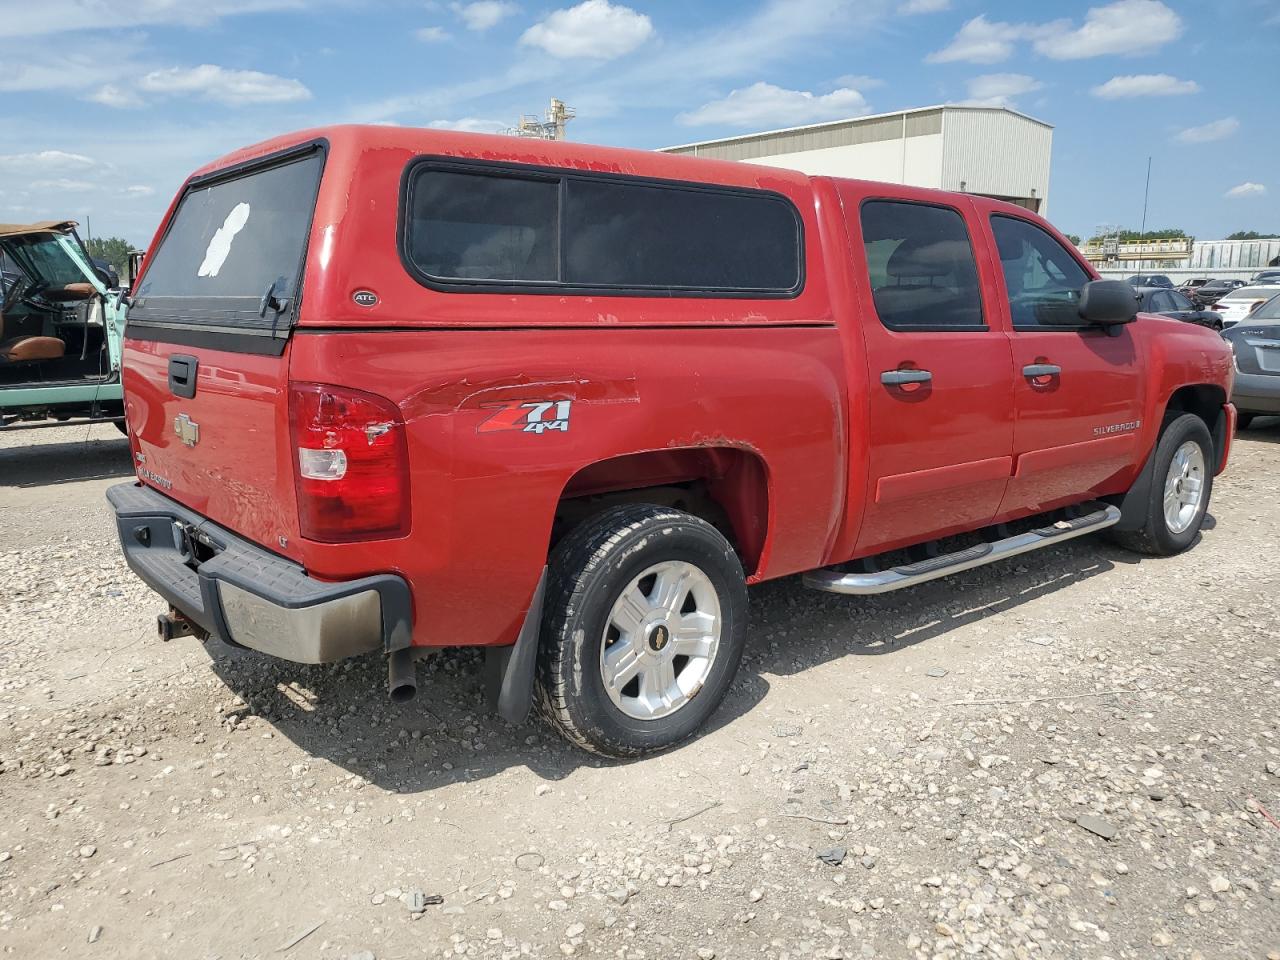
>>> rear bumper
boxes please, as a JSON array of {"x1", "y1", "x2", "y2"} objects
[
  {"x1": 107, "y1": 482, "x2": 412, "y2": 663},
  {"x1": 1231, "y1": 372, "x2": 1280, "y2": 414}
]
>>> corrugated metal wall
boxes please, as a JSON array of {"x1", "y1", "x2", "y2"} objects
[
  {"x1": 664, "y1": 109, "x2": 943, "y2": 163},
  {"x1": 939, "y1": 110, "x2": 1052, "y2": 209}
]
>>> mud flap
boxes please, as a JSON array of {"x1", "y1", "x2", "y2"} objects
[
  {"x1": 484, "y1": 567, "x2": 547, "y2": 725},
  {"x1": 1112, "y1": 443, "x2": 1158, "y2": 532}
]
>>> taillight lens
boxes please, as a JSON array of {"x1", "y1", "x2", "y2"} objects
[{"x1": 288, "y1": 382, "x2": 410, "y2": 543}]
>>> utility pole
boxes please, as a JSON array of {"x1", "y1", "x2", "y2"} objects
[{"x1": 1139, "y1": 156, "x2": 1152, "y2": 236}]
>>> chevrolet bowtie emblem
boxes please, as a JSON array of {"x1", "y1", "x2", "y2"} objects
[{"x1": 173, "y1": 413, "x2": 200, "y2": 447}]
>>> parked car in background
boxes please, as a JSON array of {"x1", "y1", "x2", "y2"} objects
[
  {"x1": 1126, "y1": 273, "x2": 1174, "y2": 288},
  {"x1": 1249, "y1": 269, "x2": 1280, "y2": 285},
  {"x1": 1178, "y1": 277, "x2": 1210, "y2": 297},
  {"x1": 1193, "y1": 278, "x2": 1248, "y2": 307},
  {"x1": 1222, "y1": 293, "x2": 1280, "y2": 428},
  {"x1": 1, "y1": 221, "x2": 126, "y2": 431},
  {"x1": 1215, "y1": 285, "x2": 1280, "y2": 328},
  {"x1": 1135, "y1": 287, "x2": 1223, "y2": 329},
  {"x1": 107, "y1": 125, "x2": 1234, "y2": 757}
]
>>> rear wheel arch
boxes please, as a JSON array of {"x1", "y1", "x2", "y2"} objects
[{"x1": 551, "y1": 446, "x2": 771, "y2": 578}]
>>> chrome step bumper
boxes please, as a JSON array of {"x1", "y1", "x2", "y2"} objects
[{"x1": 803, "y1": 504, "x2": 1121, "y2": 596}]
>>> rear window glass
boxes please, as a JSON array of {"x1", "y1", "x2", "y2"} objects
[
  {"x1": 131, "y1": 150, "x2": 323, "y2": 332},
  {"x1": 859, "y1": 200, "x2": 983, "y2": 331},
  {"x1": 402, "y1": 162, "x2": 802, "y2": 296},
  {"x1": 406, "y1": 170, "x2": 558, "y2": 282}
]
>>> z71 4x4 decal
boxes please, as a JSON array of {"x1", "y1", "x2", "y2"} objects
[{"x1": 479, "y1": 400, "x2": 573, "y2": 435}]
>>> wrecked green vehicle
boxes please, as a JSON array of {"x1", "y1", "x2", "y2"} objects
[{"x1": 0, "y1": 221, "x2": 126, "y2": 432}]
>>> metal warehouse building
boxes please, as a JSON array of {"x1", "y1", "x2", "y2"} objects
[{"x1": 661, "y1": 105, "x2": 1053, "y2": 214}]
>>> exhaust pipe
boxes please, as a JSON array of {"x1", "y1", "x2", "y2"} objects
[{"x1": 387, "y1": 648, "x2": 417, "y2": 703}]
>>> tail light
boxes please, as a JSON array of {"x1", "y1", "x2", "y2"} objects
[{"x1": 288, "y1": 382, "x2": 410, "y2": 543}]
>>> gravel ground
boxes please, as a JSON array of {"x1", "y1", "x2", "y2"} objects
[{"x1": 1, "y1": 421, "x2": 1278, "y2": 960}]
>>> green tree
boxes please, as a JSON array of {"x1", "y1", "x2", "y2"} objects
[
  {"x1": 1064, "y1": 234, "x2": 1082, "y2": 245},
  {"x1": 1087, "y1": 228, "x2": 1189, "y2": 242},
  {"x1": 84, "y1": 236, "x2": 133, "y2": 279},
  {"x1": 1225, "y1": 231, "x2": 1280, "y2": 241}
]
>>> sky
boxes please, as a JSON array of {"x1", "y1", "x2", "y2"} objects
[{"x1": 0, "y1": 0, "x2": 1275, "y2": 248}]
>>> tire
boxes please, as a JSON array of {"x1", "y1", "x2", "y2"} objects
[
  {"x1": 113, "y1": 420, "x2": 129, "y2": 437},
  {"x1": 1109, "y1": 413, "x2": 1214, "y2": 557},
  {"x1": 1236, "y1": 413, "x2": 1254, "y2": 432},
  {"x1": 537, "y1": 504, "x2": 748, "y2": 758}
]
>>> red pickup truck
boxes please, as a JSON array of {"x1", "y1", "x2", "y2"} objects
[{"x1": 109, "y1": 126, "x2": 1235, "y2": 757}]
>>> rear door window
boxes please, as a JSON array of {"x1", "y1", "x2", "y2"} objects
[
  {"x1": 859, "y1": 200, "x2": 984, "y2": 331},
  {"x1": 130, "y1": 148, "x2": 324, "y2": 339}
]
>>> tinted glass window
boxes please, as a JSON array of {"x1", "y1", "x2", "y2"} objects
[
  {"x1": 1169, "y1": 291, "x2": 1194, "y2": 310},
  {"x1": 1149, "y1": 291, "x2": 1173, "y2": 311},
  {"x1": 1251, "y1": 294, "x2": 1280, "y2": 319},
  {"x1": 990, "y1": 216, "x2": 1090, "y2": 329},
  {"x1": 859, "y1": 200, "x2": 983, "y2": 331},
  {"x1": 405, "y1": 170, "x2": 558, "y2": 282},
  {"x1": 402, "y1": 164, "x2": 802, "y2": 295},
  {"x1": 134, "y1": 151, "x2": 323, "y2": 329},
  {"x1": 563, "y1": 179, "x2": 799, "y2": 291}
]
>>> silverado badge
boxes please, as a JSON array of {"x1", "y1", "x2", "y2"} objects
[{"x1": 173, "y1": 413, "x2": 201, "y2": 447}]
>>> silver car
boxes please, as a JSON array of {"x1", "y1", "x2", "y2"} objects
[{"x1": 1223, "y1": 292, "x2": 1280, "y2": 429}]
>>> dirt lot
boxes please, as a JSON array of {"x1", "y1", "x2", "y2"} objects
[{"x1": 1, "y1": 422, "x2": 1278, "y2": 960}]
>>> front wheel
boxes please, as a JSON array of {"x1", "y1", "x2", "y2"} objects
[
  {"x1": 1109, "y1": 413, "x2": 1214, "y2": 556},
  {"x1": 1236, "y1": 413, "x2": 1254, "y2": 432},
  {"x1": 537, "y1": 504, "x2": 748, "y2": 758}
]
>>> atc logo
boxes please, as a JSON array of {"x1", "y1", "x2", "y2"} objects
[{"x1": 479, "y1": 400, "x2": 573, "y2": 435}]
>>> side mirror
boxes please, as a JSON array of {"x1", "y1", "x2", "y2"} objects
[{"x1": 1078, "y1": 279, "x2": 1139, "y2": 326}]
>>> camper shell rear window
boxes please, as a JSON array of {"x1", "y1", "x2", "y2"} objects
[
  {"x1": 399, "y1": 159, "x2": 804, "y2": 298},
  {"x1": 129, "y1": 144, "x2": 325, "y2": 343}
]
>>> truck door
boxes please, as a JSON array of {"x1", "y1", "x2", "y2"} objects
[
  {"x1": 836, "y1": 188, "x2": 1015, "y2": 556},
  {"x1": 985, "y1": 214, "x2": 1145, "y2": 517}
]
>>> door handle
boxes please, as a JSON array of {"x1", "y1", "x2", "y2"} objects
[
  {"x1": 168, "y1": 354, "x2": 198, "y2": 399},
  {"x1": 881, "y1": 369, "x2": 933, "y2": 386},
  {"x1": 1022, "y1": 363, "x2": 1061, "y2": 379}
]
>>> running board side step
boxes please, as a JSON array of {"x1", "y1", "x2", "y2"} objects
[{"x1": 803, "y1": 504, "x2": 1121, "y2": 596}]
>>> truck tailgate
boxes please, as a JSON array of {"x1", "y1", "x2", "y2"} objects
[{"x1": 123, "y1": 338, "x2": 302, "y2": 560}]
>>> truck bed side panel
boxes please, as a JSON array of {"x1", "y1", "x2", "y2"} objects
[{"x1": 286, "y1": 325, "x2": 847, "y2": 649}]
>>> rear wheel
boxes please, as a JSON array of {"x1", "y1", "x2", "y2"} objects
[
  {"x1": 537, "y1": 504, "x2": 747, "y2": 758},
  {"x1": 1109, "y1": 413, "x2": 1214, "y2": 556}
]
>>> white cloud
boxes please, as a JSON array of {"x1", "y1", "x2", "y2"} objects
[
  {"x1": 0, "y1": 1, "x2": 317, "y2": 38},
  {"x1": 451, "y1": 1, "x2": 518, "y2": 31},
  {"x1": 1175, "y1": 117, "x2": 1239, "y2": 143},
  {"x1": 963, "y1": 73, "x2": 1042, "y2": 107},
  {"x1": 87, "y1": 84, "x2": 144, "y2": 108},
  {"x1": 1091, "y1": 74, "x2": 1199, "y2": 98},
  {"x1": 415, "y1": 26, "x2": 450, "y2": 42},
  {"x1": 928, "y1": 1, "x2": 1181, "y2": 64},
  {"x1": 138, "y1": 65, "x2": 311, "y2": 105},
  {"x1": 122, "y1": 185, "x2": 156, "y2": 197},
  {"x1": 1034, "y1": 0, "x2": 1182, "y2": 60},
  {"x1": 678, "y1": 82, "x2": 869, "y2": 128},
  {"x1": 901, "y1": 0, "x2": 949, "y2": 12},
  {"x1": 835, "y1": 74, "x2": 885, "y2": 90},
  {"x1": 427, "y1": 118, "x2": 508, "y2": 134},
  {"x1": 1225, "y1": 182, "x2": 1266, "y2": 199},
  {"x1": 520, "y1": 0, "x2": 653, "y2": 59},
  {"x1": 29, "y1": 178, "x2": 95, "y2": 192},
  {"x1": 926, "y1": 15, "x2": 1046, "y2": 64},
  {"x1": 0, "y1": 150, "x2": 96, "y2": 171}
]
